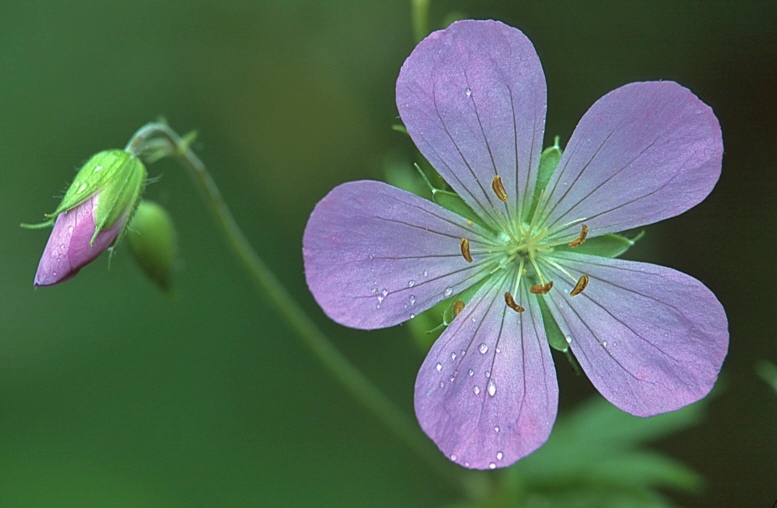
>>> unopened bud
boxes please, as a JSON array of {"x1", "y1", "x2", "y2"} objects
[{"x1": 126, "y1": 200, "x2": 177, "y2": 292}]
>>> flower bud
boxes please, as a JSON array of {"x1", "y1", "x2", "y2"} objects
[
  {"x1": 32, "y1": 150, "x2": 147, "y2": 286},
  {"x1": 126, "y1": 200, "x2": 177, "y2": 292}
]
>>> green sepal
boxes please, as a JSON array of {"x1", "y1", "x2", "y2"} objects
[
  {"x1": 414, "y1": 163, "x2": 489, "y2": 229},
  {"x1": 126, "y1": 200, "x2": 177, "y2": 293},
  {"x1": 556, "y1": 231, "x2": 645, "y2": 258},
  {"x1": 529, "y1": 136, "x2": 561, "y2": 220},
  {"x1": 440, "y1": 277, "x2": 488, "y2": 326},
  {"x1": 537, "y1": 295, "x2": 581, "y2": 374},
  {"x1": 45, "y1": 150, "x2": 147, "y2": 248},
  {"x1": 536, "y1": 295, "x2": 568, "y2": 353}
]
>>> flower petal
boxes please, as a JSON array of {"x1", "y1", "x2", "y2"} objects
[
  {"x1": 34, "y1": 194, "x2": 123, "y2": 286},
  {"x1": 540, "y1": 81, "x2": 722, "y2": 240},
  {"x1": 415, "y1": 276, "x2": 558, "y2": 469},
  {"x1": 544, "y1": 253, "x2": 728, "y2": 416},
  {"x1": 397, "y1": 20, "x2": 547, "y2": 228},
  {"x1": 303, "y1": 181, "x2": 495, "y2": 330}
]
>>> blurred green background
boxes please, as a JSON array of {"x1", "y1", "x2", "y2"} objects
[{"x1": 2, "y1": 1, "x2": 775, "y2": 506}]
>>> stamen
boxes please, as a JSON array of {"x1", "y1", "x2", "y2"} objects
[
  {"x1": 504, "y1": 292, "x2": 525, "y2": 313},
  {"x1": 491, "y1": 175, "x2": 508, "y2": 203},
  {"x1": 453, "y1": 299, "x2": 465, "y2": 317},
  {"x1": 459, "y1": 238, "x2": 473, "y2": 263},
  {"x1": 530, "y1": 281, "x2": 553, "y2": 294},
  {"x1": 569, "y1": 275, "x2": 589, "y2": 296},
  {"x1": 568, "y1": 224, "x2": 589, "y2": 247}
]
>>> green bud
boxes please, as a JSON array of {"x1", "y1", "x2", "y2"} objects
[{"x1": 126, "y1": 200, "x2": 177, "y2": 292}]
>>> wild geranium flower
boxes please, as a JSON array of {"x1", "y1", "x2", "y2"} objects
[
  {"x1": 32, "y1": 150, "x2": 146, "y2": 286},
  {"x1": 303, "y1": 20, "x2": 727, "y2": 469}
]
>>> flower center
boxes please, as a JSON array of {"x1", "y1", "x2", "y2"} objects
[{"x1": 456, "y1": 176, "x2": 592, "y2": 311}]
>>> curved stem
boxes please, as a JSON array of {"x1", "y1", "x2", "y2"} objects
[{"x1": 125, "y1": 123, "x2": 477, "y2": 495}]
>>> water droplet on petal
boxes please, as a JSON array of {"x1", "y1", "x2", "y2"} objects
[
  {"x1": 484, "y1": 370, "x2": 491, "y2": 378},
  {"x1": 409, "y1": 295, "x2": 416, "y2": 305},
  {"x1": 409, "y1": 313, "x2": 415, "y2": 319},
  {"x1": 450, "y1": 454, "x2": 457, "y2": 461},
  {"x1": 435, "y1": 362, "x2": 442, "y2": 372},
  {"x1": 465, "y1": 87, "x2": 472, "y2": 96},
  {"x1": 565, "y1": 336, "x2": 572, "y2": 344},
  {"x1": 439, "y1": 381, "x2": 445, "y2": 388},
  {"x1": 495, "y1": 347, "x2": 501, "y2": 354},
  {"x1": 464, "y1": 461, "x2": 470, "y2": 467},
  {"x1": 408, "y1": 279, "x2": 415, "y2": 287},
  {"x1": 494, "y1": 426, "x2": 500, "y2": 433},
  {"x1": 450, "y1": 351, "x2": 457, "y2": 360},
  {"x1": 496, "y1": 451, "x2": 504, "y2": 461},
  {"x1": 473, "y1": 385, "x2": 480, "y2": 395},
  {"x1": 444, "y1": 287, "x2": 453, "y2": 297},
  {"x1": 489, "y1": 462, "x2": 496, "y2": 469},
  {"x1": 93, "y1": 165, "x2": 103, "y2": 173},
  {"x1": 423, "y1": 270, "x2": 428, "y2": 277},
  {"x1": 471, "y1": 317, "x2": 477, "y2": 323},
  {"x1": 68, "y1": 226, "x2": 74, "y2": 233},
  {"x1": 375, "y1": 303, "x2": 381, "y2": 309},
  {"x1": 478, "y1": 343, "x2": 488, "y2": 354},
  {"x1": 467, "y1": 368, "x2": 474, "y2": 377},
  {"x1": 368, "y1": 254, "x2": 374, "y2": 260},
  {"x1": 602, "y1": 340, "x2": 608, "y2": 348},
  {"x1": 381, "y1": 288, "x2": 389, "y2": 297},
  {"x1": 487, "y1": 379, "x2": 496, "y2": 397}
]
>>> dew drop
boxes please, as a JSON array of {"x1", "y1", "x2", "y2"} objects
[
  {"x1": 495, "y1": 347, "x2": 501, "y2": 354},
  {"x1": 371, "y1": 287, "x2": 378, "y2": 294},
  {"x1": 439, "y1": 381, "x2": 445, "y2": 388},
  {"x1": 423, "y1": 270, "x2": 428, "y2": 277},
  {"x1": 375, "y1": 303, "x2": 381, "y2": 309},
  {"x1": 489, "y1": 462, "x2": 496, "y2": 469},
  {"x1": 484, "y1": 370, "x2": 491, "y2": 378},
  {"x1": 494, "y1": 426, "x2": 500, "y2": 433},
  {"x1": 478, "y1": 343, "x2": 488, "y2": 354},
  {"x1": 450, "y1": 351, "x2": 457, "y2": 361},
  {"x1": 377, "y1": 295, "x2": 384, "y2": 303},
  {"x1": 409, "y1": 295, "x2": 416, "y2": 305},
  {"x1": 450, "y1": 454, "x2": 458, "y2": 461},
  {"x1": 381, "y1": 288, "x2": 389, "y2": 297},
  {"x1": 487, "y1": 379, "x2": 496, "y2": 397},
  {"x1": 67, "y1": 226, "x2": 74, "y2": 233},
  {"x1": 496, "y1": 451, "x2": 504, "y2": 461},
  {"x1": 444, "y1": 287, "x2": 453, "y2": 297},
  {"x1": 602, "y1": 340, "x2": 608, "y2": 348},
  {"x1": 408, "y1": 279, "x2": 415, "y2": 287},
  {"x1": 473, "y1": 385, "x2": 481, "y2": 395},
  {"x1": 464, "y1": 461, "x2": 470, "y2": 467},
  {"x1": 77, "y1": 183, "x2": 87, "y2": 193},
  {"x1": 435, "y1": 362, "x2": 442, "y2": 372},
  {"x1": 565, "y1": 336, "x2": 572, "y2": 344},
  {"x1": 93, "y1": 165, "x2": 103, "y2": 173},
  {"x1": 368, "y1": 254, "x2": 374, "y2": 260},
  {"x1": 467, "y1": 368, "x2": 474, "y2": 377},
  {"x1": 471, "y1": 317, "x2": 477, "y2": 323},
  {"x1": 465, "y1": 87, "x2": 472, "y2": 96},
  {"x1": 409, "y1": 313, "x2": 415, "y2": 319}
]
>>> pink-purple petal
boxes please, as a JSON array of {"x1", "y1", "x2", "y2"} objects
[
  {"x1": 415, "y1": 277, "x2": 558, "y2": 469},
  {"x1": 540, "y1": 81, "x2": 722, "y2": 240},
  {"x1": 397, "y1": 19, "x2": 547, "y2": 227},
  {"x1": 544, "y1": 253, "x2": 728, "y2": 416},
  {"x1": 303, "y1": 181, "x2": 494, "y2": 330},
  {"x1": 34, "y1": 194, "x2": 124, "y2": 286}
]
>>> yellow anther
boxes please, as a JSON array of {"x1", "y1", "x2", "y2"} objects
[
  {"x1": 568, "y1": 224, "x2": 589, "y2": 247},
  {"x1": 491, "y1": 175, "x2": 508, "y2": 203},
  {"x1": 570, "y1": 274, "x2": 589, "y2": 297},
  {"x1": 530, "y1": 281, "x2": 553, "y2": 294},
  {"x1": 453, "y1": 299, "x2": 465, "y2": 317},
  {"x1": 460, "y1": 238, "x2": 473, "y2": 263},
  {"x1": 504, "y1": 292, "x2": 525, "y2": 313}
]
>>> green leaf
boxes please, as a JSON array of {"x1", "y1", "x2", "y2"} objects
[{"x1": 556, "y1": 231, "x2": 645, "y2": 258}]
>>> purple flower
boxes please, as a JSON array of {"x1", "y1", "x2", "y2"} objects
[
  {"x1": 303, "y1": 20, "x2": 727, "y2": 469},
  {"x1": 34, "y1": 193, "x2": 127, "y2": 286}
]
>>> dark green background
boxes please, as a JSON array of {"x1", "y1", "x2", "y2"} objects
[{"x1": 2, "y1": 1, "x2": 775, "y2": 506}]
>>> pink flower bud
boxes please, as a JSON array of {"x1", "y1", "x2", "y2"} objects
[{"x1": 34, "y1": 193, "x2": 127, "y2": 286}]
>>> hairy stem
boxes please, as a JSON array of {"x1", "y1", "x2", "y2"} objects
[{"x1": 125, "y1": 122, "x2": 480, "y2": 496}]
